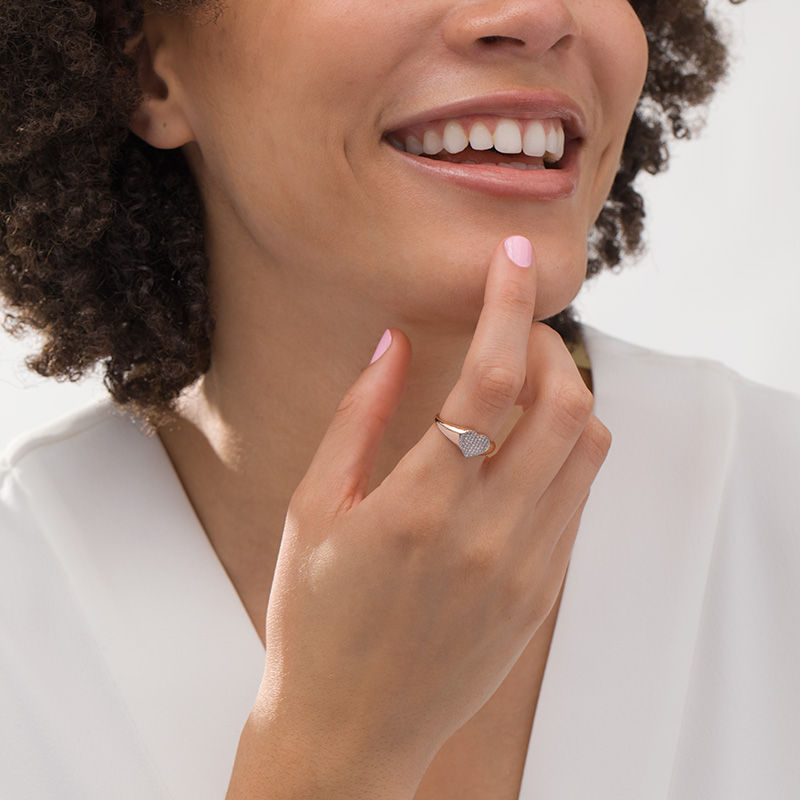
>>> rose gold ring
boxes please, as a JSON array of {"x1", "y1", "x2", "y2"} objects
[{"x1": 434, "y1": 415, "x2": 497, "y2": 458}]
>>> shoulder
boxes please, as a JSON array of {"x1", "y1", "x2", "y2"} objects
[
  {"x1": 0, "y1": 394, "x2": 175, "y2": 631},
  {"x1": 0, "y1": 396, "x2": 155, "y2": 500},
  {"x1": 580, "y1": 322, "x2": 800, "y2": 433},
  {"x1": 581, "y1": 321, "x2": 800, "y2": 526},
  {"x1": 2, "y1": 396, "x2": 138, "y2": 479},
  {"x1": 0, "y1": 397, "x2": 164, "y2": 566}
]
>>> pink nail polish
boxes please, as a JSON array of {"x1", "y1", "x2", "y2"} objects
[
  {"x1": 504, "y1": 236, "x2": 532, "y2": 268},
  {"x1": 370, "y1": 329, "x2": 392, "y2": 364}
]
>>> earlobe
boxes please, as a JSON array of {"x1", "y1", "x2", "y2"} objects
[{"x1": 124, "y1": 28, "x2": 195, "y2": 149}]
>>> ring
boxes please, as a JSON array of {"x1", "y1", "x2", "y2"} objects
[{"x1": 434, "y1": 415, "x2": 497, "y2": 458}]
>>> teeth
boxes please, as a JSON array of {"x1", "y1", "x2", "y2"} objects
[
  {"x1": 405, "y1": 135, "x2": 423, "y2": 155},
  {"x1": 493, "y1": 119, "x2": 523, "y2": 154},
  {"x1": 390, "y1": 117, "x2": 567, "y2": 163},
  {"x1": 463, "y1": 162, "x2": 545, "y2": 171},
  {"x1": 543, "y1": 123, "x2": 565, "y2": 162},
  {"x1": 522, "y1": 121, "x2": 546, "y2": 157},
  {"x1": 555, "y1": 125, "x2": 565, "y2": 159},
  {"x1": 496, "y1": 162, "x2": 545, "y2": 171},
  {"x1": 442, "y1": 120, "x2": 469, "y2": 154},
  {"x1": 422, "y1": 130, "x2": 443, "y2": 155},
  {"x1": 468, "y1": 121, "x2": 494, "y2": 151},
  {"x1": 545, "y1": 124, "x2": 559, "y2": 157}
]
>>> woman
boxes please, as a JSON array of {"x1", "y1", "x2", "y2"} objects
[{"x1": 2, "y1": 0, "x2": 798, "y2": 798}]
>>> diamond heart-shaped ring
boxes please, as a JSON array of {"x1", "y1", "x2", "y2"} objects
[{"x1": 434, "y1": 415, "x2": 496, "y2": 459}]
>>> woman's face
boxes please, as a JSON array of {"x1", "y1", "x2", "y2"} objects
[{"x1": 159, "y1": 0, "x2": 649, "y2": 326}]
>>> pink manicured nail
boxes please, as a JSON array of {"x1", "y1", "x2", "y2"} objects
[
  {"x1": 370, "y1": 328, "x2": 392, "y2": 364},
  {"x1": 504, "y1": 236, "x2": 532, "y2": 268}
]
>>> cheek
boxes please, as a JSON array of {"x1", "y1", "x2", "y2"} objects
[
  {"x1": 581, "y1": 3, "x2": 649, "y2": 223},
  {"x1": 592, "y1": 3, "x2": 649, "y2": 127},
  {"x1": 183, "y1": 1, "x2": 398, "y2": 247}
]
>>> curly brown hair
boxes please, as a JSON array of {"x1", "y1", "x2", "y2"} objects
[{"x1": 0, "y1": 0, "x2": 744, "y2": 424}]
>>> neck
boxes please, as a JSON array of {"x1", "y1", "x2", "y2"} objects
[{"x1": 155, "y1": 262, "x2": 503, "y2": 641}]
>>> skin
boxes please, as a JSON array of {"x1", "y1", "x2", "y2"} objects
[{"x1": 128, "y1": 0, "x2": 648, "y2": 656}]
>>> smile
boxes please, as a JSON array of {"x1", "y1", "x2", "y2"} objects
[
  {"x1": 381, "y1": 90, "x2": 587, "y2": 200},
  {"x1": 382, "y1": 118, "x2": 582, "y2": 201}
]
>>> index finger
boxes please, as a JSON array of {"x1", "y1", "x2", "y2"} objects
[{"x1": 416, "y1": 235, "x2": 537, "y2": 473}]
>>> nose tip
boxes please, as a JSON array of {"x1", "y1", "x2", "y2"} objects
[{"x1": 442, "y1": 0, "x2": 579, "y2": 61}]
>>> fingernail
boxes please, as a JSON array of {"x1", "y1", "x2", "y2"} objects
[
  {"x1": 504, "y1": 235, "x2": 532, "y2": 268},
  {"x1": 369, "y1": 328, "x2": 392, "y2": 364}
]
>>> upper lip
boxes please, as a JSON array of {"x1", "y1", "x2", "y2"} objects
[{"x1": 384, "y1": 88, "x2": 588, "y2": 141}]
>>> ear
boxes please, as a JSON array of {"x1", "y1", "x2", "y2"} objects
[{"x1": 124, "y1": 26, "x2": 195, "y2": 149}]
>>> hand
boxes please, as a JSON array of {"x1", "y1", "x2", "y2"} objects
[{"x1": 247, "y1": 236, "x2": 611, "y2": 791}]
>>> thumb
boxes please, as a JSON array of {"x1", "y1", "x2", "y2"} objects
[{"x1": 299, "y1": 328, "x2": 412, "y2": 516}]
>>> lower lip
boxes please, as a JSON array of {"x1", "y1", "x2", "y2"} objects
[{"x1": 383, "y1": 138, "x2": 582, "y2": 200}]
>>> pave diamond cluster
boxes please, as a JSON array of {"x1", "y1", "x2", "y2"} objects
[{"x1": 458, "y1": 430, "x2": 492, "y2": 458}]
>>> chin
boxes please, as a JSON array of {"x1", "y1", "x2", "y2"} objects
[{"x1": 525, "y1": 238, "x2": 588, "y2": 321}]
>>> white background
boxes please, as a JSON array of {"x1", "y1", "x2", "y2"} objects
[
  {"x1": 1, "y1": 0, "x2": 797, "y2": 453},
  {"x1": 572, "y1": 0, "x2": 800, "y2": 399}
]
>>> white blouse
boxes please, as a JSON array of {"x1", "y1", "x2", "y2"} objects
[{"x1": 2, "y1": 323, "x2": 799, "y2": 799}]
